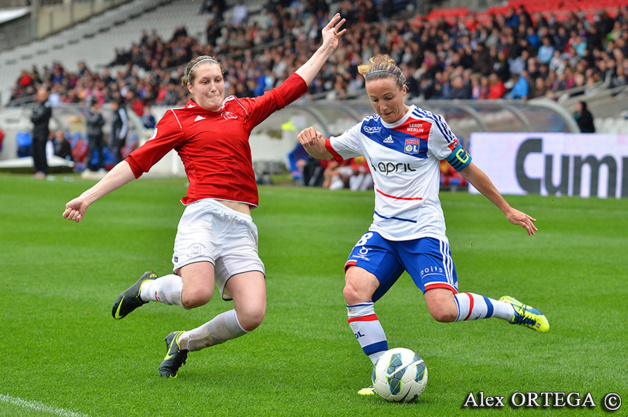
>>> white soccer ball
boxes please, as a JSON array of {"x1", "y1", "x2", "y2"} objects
[{"x1": 372, "y1": 347, "x2": 428, "y2": 402}]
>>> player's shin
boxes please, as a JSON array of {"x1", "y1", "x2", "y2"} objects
[
  {"x1": 140, "y1": 274, "x2": 185, "y2": 307},
  {"x1": 453, "y1": 292, "x2": 514, "y2": 321},
  {"x1": 178, "y1": 309, "x2": 248, "y2": 351},
  {"x1": 347, "y1": 301, "x2": 388, "y2": 364}
]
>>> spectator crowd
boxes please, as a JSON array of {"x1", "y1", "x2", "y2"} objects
[
  {"x1": 6, "y1": 0, "x2": 628, "y2": 186},
  {"x1": 7, "y1": 0, "x2": 628, "y2": 111}
]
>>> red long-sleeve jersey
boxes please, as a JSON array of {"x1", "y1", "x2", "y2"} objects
[{"x1": 126, "y1": 73, "x2": 307, "y2": 207}]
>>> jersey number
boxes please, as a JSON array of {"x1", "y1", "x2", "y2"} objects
[{"x1": 356, "y1": 232, "x2": 374, "y2": 247}]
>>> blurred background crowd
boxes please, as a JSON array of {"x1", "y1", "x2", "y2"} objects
[
  {"x1": 7, "y1": 0, "x2": 627, "y2": 111},
  {"x1": 1, "y1": 0, "x2": 626, "y2": 188}
]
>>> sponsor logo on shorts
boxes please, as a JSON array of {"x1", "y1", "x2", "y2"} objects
[
  {"x1": 189, "y1": 243, "x2": 206, "y2": 256},
  {"x1": 352, "y1": 246, "x2": 370, "y2": 261},
  {"x1": 420, "y1": 265, "x2": 444, "y2": 277}
]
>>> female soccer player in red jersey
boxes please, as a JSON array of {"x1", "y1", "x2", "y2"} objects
[{"x1": 63, "y1": 14, "x2": 346, "y2": 378}]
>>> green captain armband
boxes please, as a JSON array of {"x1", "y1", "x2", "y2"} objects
[{"x1": 445, "y1": 143, "x2": 472, "y2": 171}]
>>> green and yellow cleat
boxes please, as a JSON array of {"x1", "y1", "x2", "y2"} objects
[
  {"x1": 357, "y1": 385, "x2": 377, "y2": 396},
  {"x1": 112, "y1": 271, "x2": 157, "y2": 320},
  {"x1": 159, "y1": 331, "x2": 188, "y2": 378},
  {"x1": 500, "y1": 296, "x2": 549, "y2": 333}
]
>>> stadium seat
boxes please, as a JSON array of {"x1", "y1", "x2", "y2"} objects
[
  {"x1": 121, "y1": 132, "x2": 139, "y2": 160},
  {"x1": 16, "y1": 131, "x2": 32, "y2": 157},
  {"x1": 90, "y1": 147, "x2": 116, "y2": 170},
  {"x1": 71, "y1": 137, "x2": 89, "y2": 167},
  {"x1": 286, "y1": 142, "x2": 309, "y2": 183},
  {"x1": 70, "y1": 131, "x2": 83, "y2": 147}
]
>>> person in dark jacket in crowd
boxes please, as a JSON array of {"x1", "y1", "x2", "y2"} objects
[
  {"x1": 110, "y1": 99, "x2": 129, "y2": 163},
  {"x1": 31, "y1": 86, "x2": 52, "y2": 178},
  {"x1": 574, "y1": 100, "x2": 596, "y2": 133},
  {"x1": 54, "y1": 129, "x2": 72, "y2": 161},
  {"x1": 85, "y1": 97, "x2": 106, "y2": 171}
]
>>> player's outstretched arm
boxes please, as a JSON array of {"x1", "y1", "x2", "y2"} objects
[
  {"x1": 63, "y1": 161, "x2": 136, "y2": 223},
  {"x1": 295, "y1": 13, "x2": 346, "y2": 86},
  {"x1": 297, "y1": 127, "x2": 333, "y2": 160},
  {"x1": 460, "y1": 162, "x2": 538, "y2": 236}
]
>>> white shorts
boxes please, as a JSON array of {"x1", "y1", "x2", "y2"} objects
[{"x1": 172, "y1": 198, "x2": 265, "y2": 300}]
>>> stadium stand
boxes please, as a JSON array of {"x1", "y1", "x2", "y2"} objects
[
  {"x1": 0, "y1": 0, "x2": 627, "y2": 175},
  {"x1": 3, "y1": 1, "x2": 627, "y2": 107}
]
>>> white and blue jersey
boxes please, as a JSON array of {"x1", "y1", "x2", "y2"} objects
[
  {"x1": 325, "y1": 105, "x2": 471, "y2": 243},
  {"x1": 326, "y1": 105, "x2": 472, "y2": 297}
]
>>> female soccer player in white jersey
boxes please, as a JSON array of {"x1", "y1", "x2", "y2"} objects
[
  {"x1": 62, "y1": 14, "x2": 346, "y2": 378},
  {"x1": 297, "y1": 54, "x2": 549, "y2": 395}
]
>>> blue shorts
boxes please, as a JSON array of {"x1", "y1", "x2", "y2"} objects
[{"x1": 345, "y1": 231, "x2": 458, "y2": 302}]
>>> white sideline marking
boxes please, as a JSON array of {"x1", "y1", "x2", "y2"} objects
[{"x1": 0, "y1": 393, "x2": 90, "y2": 417}]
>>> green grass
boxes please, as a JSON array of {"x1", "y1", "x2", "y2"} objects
[{"x1": 0, "y1": 173, "x2": 626, "y2": 416}]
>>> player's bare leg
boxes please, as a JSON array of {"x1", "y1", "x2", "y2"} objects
[
  {"x1": 158, "y1": 262, "x2": 215, "y2": 377},
  {"x1": 160, "y1": 271, "x2": 266, "y2": 378},
  {"x1": 424, "y1": 288, "x2": 549, "y2": 332}
]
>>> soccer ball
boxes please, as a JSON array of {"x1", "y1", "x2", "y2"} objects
[{"x1": 372, "y1": 347, "x2": 428, "y2": 402}]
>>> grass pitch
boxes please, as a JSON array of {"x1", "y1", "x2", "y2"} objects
[{"x1": 0, "y1": 173, "x2": 626, "y2": 416}]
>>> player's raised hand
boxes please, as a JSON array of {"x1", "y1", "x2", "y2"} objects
[
  {"x1": 506, "y1": 208, "x2": 537, "y2": 236},
  {"x1": 321, "y1": 13, "x2": 346, "y2": 52},
  {"x1": 297, "y1": 127, "x2": 331, "y2": 159},
  {"x1": 297, "y1": 127, "x2": 322, "y2": 147},
  {"x1": 63, "y1": 196, "x2": 90, "y2": 223}
]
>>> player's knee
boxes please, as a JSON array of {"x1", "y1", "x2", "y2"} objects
[
  {"x1": 181, "y1": 286, "x2": 213, "y2": 309},
  {"x1": 429, "y1": 307, "x2": 457, "y2": 323},
  {"x1": 343, "y1": 268, "x2": 378, "y2": 304},
  {"x1": 343, "y1": 282, "x2": 367, "y2": 305},
  {"x1": 237, "y1": 304, "x2": 265, "y2": 331},
  {"x1": 425, "y1": 290, "x2": 457, "y2": 322}
]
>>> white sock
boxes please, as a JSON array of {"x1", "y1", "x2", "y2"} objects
[
  {"x1": 347, "y1": 301, "x2": 388, "y2": 364},
  {"x1": 454, "y1": 292, "x2": 515, "y2": 321},
  {"x1": 140, "y1": 274, "x2": 184, "y2": 308},
  {"x1": 179, "y1": 309, "x2": 248, "y2": 351}
]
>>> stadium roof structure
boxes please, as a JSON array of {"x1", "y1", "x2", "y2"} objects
[
  {"x1": 278, "y1": 98, "x2": 580, "y2": 143},
  {"x1": 242, "y1": 98, "x2": 581, "y2": 172},
  {"x1": 0, "y1": 98, "x2": 581, "y2": 177},
  {"x1": 0, "y1": 7, "x2": 29, "y2": 25}
]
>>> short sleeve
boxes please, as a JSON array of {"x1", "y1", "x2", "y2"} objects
[
  {"x1": 126, "y1": 110, "x2": 185, "y2": 177},
  {"x1": 427, "y1": 114, "x2": 457, "y2": 160},
  {"x1": 235, "y1": 73, "x2": 307, "y2": 130},
  {"x1": 327, "y1": 123, "x2": 364, "y2": 162},
  {"x1": 428, "y1": 114, "x2": 471, "y2": 172}
]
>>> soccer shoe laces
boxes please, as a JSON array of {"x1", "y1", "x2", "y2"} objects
[
  {"x1": 512, "y1": 303, "x2": 537, "y2": 326},
  {"x1": 499, "y1": 295, "x2": 549, "y2": 333}
]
